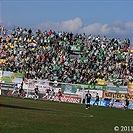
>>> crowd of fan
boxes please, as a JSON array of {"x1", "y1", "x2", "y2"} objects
[{"x1": 0, "y1": 27, "x2": 133, "y2": 86}]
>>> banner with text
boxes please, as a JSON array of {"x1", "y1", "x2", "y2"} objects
[
  {"x1": 107, "y1": 85, "x2": 128, "y2": 93},
  {"x1": 54, "y1": 94, "x2": 82, "y2": 104},
  {"x1": 103, "y1": 91, "x2": 133, "y2": 101}
]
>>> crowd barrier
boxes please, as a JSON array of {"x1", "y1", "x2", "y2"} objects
[
  {"x1": 1, "y1": 79, "x2": 133, "y2": 109},
  {"x1": 1, "y1": 88, "x2": 133, "y2": 110}
]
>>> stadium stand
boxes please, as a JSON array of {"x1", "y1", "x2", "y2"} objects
[{"x1": 0, "y1": 27, "x2": 133, "y2": 86}]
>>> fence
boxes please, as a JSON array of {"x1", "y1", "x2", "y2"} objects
[
  {"x1": 21, "y1": 79, "x2": 132, "y2": 102},
  {"x1": 0, "y1": 79, "x2": 105, "y2": 102},
  {"x1": 1, "y1": 79, "x2": 133, "y2": 109}
]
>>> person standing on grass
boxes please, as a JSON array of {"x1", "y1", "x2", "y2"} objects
[
  {"x1": 93, "y1": 93, "x2": 99, "y2": 107},
  {"x1": 58, "y1": 89, "x2": 62, "y2": 102},
  {"x1": 109, "y1": 95, "x2": 115, "y2": 108},
  {"x1": 34, "y1": 85, "x2": 39, "y2": 100},
  {"x1": 43, "y1": 87, "x2": 51, "y2": 100},
  {"x1": 18, "y1": 84, "x2": 24, "y2": 98},
  {"x1": 12, "y1": 84, "x2": 18, "y2": 95},
  {"x1": 123, "y1": 97, "x2": 129, "y2": 110},
  {"x1": 49, "y1": 88, "x2": 55, "y2": 101},
  {"x1": 85, "y1": 90, "x2": 92, "y2": 109}
]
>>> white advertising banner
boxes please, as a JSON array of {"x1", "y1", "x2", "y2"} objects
[
  {"x1": 23, "y1": 79, "x2": 50, "y2": 92},
  {"x1": 76, "y1": 89, "x2": 103, "y2": 98}
]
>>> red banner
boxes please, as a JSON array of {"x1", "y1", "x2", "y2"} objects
[{"x1": 54, "y1": 95, "x2": 82, "y2": 104}]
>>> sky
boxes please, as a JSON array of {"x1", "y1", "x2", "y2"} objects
[{"x1": 0, "y1": 0, "x2": 132, "y2": 44}]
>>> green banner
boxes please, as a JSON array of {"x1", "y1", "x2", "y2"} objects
[
  {"x1": 77, "y1": 84, "x2": 107, "y2": 90},
  {"x1": 61, "y1": 84, "x2": 77, "y2": 93},
  {"x1": 61, "y1": 84, "x2": 107, "y2": 93},
  {"x1": 2, "y1": 71, "x2": 24, "y2": 83}
]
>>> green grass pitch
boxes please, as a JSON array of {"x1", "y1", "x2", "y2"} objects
[{"x1": 0, "y1": 96, "x2": 133, "y2": 133}]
